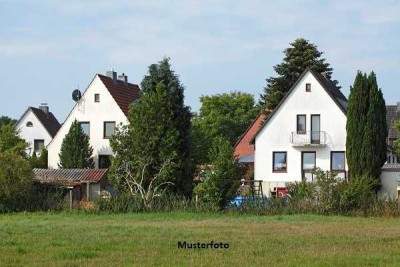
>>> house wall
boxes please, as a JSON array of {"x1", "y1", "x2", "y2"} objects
[
  {"x1": 379, "y1": 170, "x2": 400, "y2": 200},
  {"x1": 16, "y1": 110, "x2": 53, "y2": 156},
  {"x1": 47, "y1": 75, "x2": 128, "y2": 168},
  {"x1": 254, "y1": 72, "x2": 347, "y2": 195}
]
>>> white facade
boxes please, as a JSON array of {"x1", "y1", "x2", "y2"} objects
[
  {"x1": 47, "y1": 75, "x2": 129, "y2": 169},
  {"x1": 254, "y1": 70, "x2": 348, "y2": 196},
  {"x1": 16, "y1": 109, "x2": 53, "y2": 156}
]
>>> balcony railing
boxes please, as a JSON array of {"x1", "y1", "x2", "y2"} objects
[{"x1": 290, "y1": 131, "x2": 327, "y2": 146}]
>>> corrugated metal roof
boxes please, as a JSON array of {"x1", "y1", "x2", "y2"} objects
[
  {"x1": 382, "y1": 164, "x2": 400, "y2": 171},
  {"x1": 33, "y1": 168, "x2": 108, "y2": 186}
]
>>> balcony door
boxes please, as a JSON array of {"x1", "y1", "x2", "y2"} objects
[
  {"x1": 302, "y1": 151, "x2": 316, "y2": 182},
  {"x1": 311, "y1": 115, "x2": 320, "y2": 144}
]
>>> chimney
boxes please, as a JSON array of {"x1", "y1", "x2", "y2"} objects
[
  {"x1": 118, "y1": 73, "x2": 128, "y2": 84},
  {"x1": 106, "y1": 70, "x2": 117, "y2": 83},
  {"x1": 397, "y1": 102, "x2": 400, "y2": 112},
  {"x1": 39, "y1": 103, "x2": 49, "y2": 118}
]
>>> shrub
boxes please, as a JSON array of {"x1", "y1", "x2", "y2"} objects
[
  {"x1": 193, "y1": 137, "x2": 243, "y2": 210},
  {"x1": 0, "y1": 152, "x2": 33, "y2": 212}
]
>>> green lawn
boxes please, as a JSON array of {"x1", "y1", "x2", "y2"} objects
[{"x1": 1, "y1": 212, "x2": 400, "y2": 266}]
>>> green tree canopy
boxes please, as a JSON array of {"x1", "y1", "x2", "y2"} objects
[
  {"x1": 58, "y1": 119, "x2": 94, "y2": 168},
  {"x1": 0, "y1": 116, "x2": 16, "y2": 128},
  {"x1": 346, "y1": 71, "x2": 387, "y2": 181},
  {"x1": 191, "y1": 91, "x2": 259, "y2": 164},
  {"x1": 0, "y1": 124, "x2": 28, "y2": 157},
  {"x1": 110, "y1": 58, "x2": 193, "y2": 196},
  {"x1": 259, "y1": 38, "x2": 338, "y2": 110}
]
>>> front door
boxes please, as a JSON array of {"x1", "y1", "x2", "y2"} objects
[
  {"x1": 302, "y1": 151, "x2": 316, "y2": 182},
  {"x1": 311, "y1": 115, "x2": 320, "y2": 144}
]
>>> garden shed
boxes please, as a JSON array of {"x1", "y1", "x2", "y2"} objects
[{"x1": 33, "y1": 168, "x2": 109, "y2": 201}]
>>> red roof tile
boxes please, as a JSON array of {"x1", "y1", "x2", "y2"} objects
[
  {"x1": 98, "y1": 74, "x2": 141, "y2": 116},
  {"x1": 234, "y1": 113, "x2": 266, "y2": 160}
]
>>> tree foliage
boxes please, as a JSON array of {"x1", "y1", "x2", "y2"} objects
[
  {"x1": 346, "y1": 71, "x2": 387, "y2": 181},
  {"x1": 58, "y1": 119, "x2": 94, "y2": 168},
  {"x1": 0, "y1": 116, "x2": 16, "y2": 128},
  {"x1": 0, "y1": 124, "x2": 28, "y2": 157},
  {"x1": 29, "y1": 148, "x2": 48, "y2": 169},
  {"x1": 259, "y1": 38, "x2": 338, "y2": 110},
  {"x1": 191, "y1": 91, "x2": 259, "y2": 164},
  {"x1": 0, "y1": 152, "x2": 33, "y2": 211},
  {"x1": 193, "y1": 137, "x2": 243, "y2": 210},
  {"x1": 110, "y1": 58, "x2": 192, "y2": 196}
]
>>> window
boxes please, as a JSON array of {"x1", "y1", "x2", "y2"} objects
[
  {"x1": 79, "y1": 122, "x2": 90, "y2": 136},
  {"x1": 104, "y1": 121, "x2": 116, "y2": 138},
  {"x1": 302, "y1": 152, "x2": 316, "y2": 182},
  {"x1": 98, "y1": 155, "x2": 111, "y2": 168},
  {"x1": 34, "y1": 139, "x2": 44, "y2": 153},
  {"x1": 273, "y1": 152, "x2": 287, "y2": 172},
  {"x1": 95, "y1": 94, "x2": 100, "y2": 102},
  {"x1": 331, "y1": 151, "x2": 345, "y2": 171},
  {"x1": 26, "y1": 121, "x2": 33, "y2": 127},
  {"x1": 297, "y1": 115, "x2": 306, "y2": 134},
  {"x1": 306, "y1": 83, "x2": 311, "y2": 92},
  {"x1": 302, "y1": 152, "x2": 316, "y2": 170}
]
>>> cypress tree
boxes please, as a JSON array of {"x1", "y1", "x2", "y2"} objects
[
  {"x1": 346, "y1": 71, "x2": 387, "y2": 180},
  {"x1": 259, "y1": 38, "x2": 338, "y2": 109},
  {"x1": 58, "y1": 119, "x2": 94, "y2": 168}
]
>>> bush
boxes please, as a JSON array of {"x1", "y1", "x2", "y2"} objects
[
  {"x1": 193, "y1": 137, "x2": 243, "y2": 210},
  {"x1": 0, "y1": 152, "x2": 33, "y2": 212}
]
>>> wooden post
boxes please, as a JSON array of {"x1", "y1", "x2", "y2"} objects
[
  {"x1": 69, "y1": 188, "x2": 73, "y2": 212},
  {"x1": 86, "y1": 182, "x2": 90, "y2": 201}
]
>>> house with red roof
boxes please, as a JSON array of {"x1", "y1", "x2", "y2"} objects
[{"x1": 47, "y1": 71, "x2": 140, "y2": 169}]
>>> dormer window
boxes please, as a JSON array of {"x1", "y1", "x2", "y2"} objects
[
  {"x1": 306, "y1": 83, "x2": 311, "y2": 92},
  {"x1": 95, "y1": 94, "x2": 100, "y2": 102},
  {"x1": 26, "y1": 121, "x2": 33, "y2": 127}
]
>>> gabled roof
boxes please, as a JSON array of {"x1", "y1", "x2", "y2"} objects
[
  {"x1": 234, "y1": 112, "x2": 266, "y2": 160},
  {"x1": 18, "y1": 107, "x2": 61, "y2": 138},
  {"x1": 33, "y1": 168, "x2": 108, "y2": 186},
  {"x1": 98, "y1": 74, "x2": 141, "y2": 116},
  {"x1": 250, "y1": 68, "x2": 347, "y2": 143}
]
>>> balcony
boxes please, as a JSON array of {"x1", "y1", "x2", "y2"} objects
[{"x1": 290, "y1": 131, "x2": 327, "y2": 146}]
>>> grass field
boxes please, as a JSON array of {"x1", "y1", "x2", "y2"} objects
[{"x1": 1, "y1": 212, "x2": 400, "y2": 266}]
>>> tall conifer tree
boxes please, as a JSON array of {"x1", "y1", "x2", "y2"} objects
[
  {"x1": 259, "y1": 38, "x2": 338, "y2": 110},
  {"x1": 110, "y1": 58, "x2": 192, "y2": 196},
  {"x1": 59, "y1": 120, "x2": 94, "y2": 168}
]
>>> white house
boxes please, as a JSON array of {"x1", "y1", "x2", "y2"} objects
[
  {"x1": 47, "y1": 71, "x2": 140, "y2": 169},
  {"x1": 253, "y1": 68, "x2": 348, "y2": 196},
  {"x1": 16, "y1": 104, "x2": 61, "y2": 156}
]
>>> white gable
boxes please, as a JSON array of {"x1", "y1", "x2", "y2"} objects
[
  {"x1": 47, "y1": 75, "x2": 128, "y2": 169},
  {"x1": 254, "y1": 70, "x2": 347, "y2": 192},
  {"x1": 16, "y1": 109, "x2": 53, "y2": 156}
]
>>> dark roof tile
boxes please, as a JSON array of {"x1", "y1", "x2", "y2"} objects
[{"x1": 30, "y1": 107, "x2": 61, "y2": 137}]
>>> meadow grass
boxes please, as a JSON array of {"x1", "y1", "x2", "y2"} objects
[{"x1": 1, "y1": 212, "x2": 400, "y2": 266}]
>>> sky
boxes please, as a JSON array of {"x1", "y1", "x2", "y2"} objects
[{"x1": 1, "y1": 0, "x2": 400, "y2": 122}]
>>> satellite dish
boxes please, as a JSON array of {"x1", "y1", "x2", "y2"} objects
[{"x1": 72, "y1": 89, "x2": 82, "y2": 101}]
